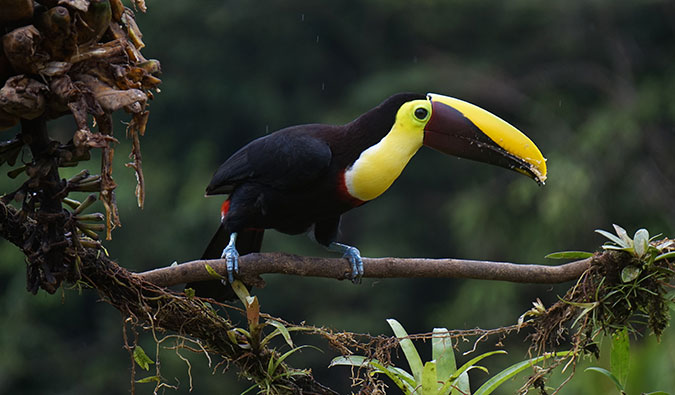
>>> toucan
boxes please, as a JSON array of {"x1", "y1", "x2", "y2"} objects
[{"x1": 188, "y1": 93, "x2": 547, "y2": 299}]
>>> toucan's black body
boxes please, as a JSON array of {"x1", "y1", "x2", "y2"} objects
[
  {"x1": 210, "y1": 93, "x2": 426, "y2": 242},
  {"x1": 189, "y1": 93, "x2": 426, "y2": 298},
  {"x1": 189, "y1": 92, "x2": 547, "y2": 299}
]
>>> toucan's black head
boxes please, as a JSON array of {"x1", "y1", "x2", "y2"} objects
[{"x1": 348, "y1": 93, "x2": 426, "y2": 141}]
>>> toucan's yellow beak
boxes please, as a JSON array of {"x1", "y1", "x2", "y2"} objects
[{"x1": 423, "y1": 93, "x2": 547, "y2": 185}]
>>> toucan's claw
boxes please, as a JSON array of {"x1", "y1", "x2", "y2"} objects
[
  {"x1": 329, "y1": 242, "x2": 364, "y2": 284},
  {"x1": 221, "y1": 232, "x2": 239, "y2": 283},
  {"x1": 346, "y1": 247, "x2": 364, "y2": 284}
]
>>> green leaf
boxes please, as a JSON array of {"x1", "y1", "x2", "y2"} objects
[
  {"x1": 184, "y1": 287, "x2": 195, "y2": 298},
  {"x1": 241, "y1": 383, "x2": 259, "y2": 395},
  {"x1": 596, "y1": 229, "x2": 629, "y2": 248},
  {"x1": 262, "y1": 319, "x2": 294, "y2": 348},
  {"x1": 565, "y1": 300, "x2": 598, "y2": 329},
  {"x1": 602, "y1": 245, "x2": 635, "y2": 253},
  {"x1": 133, "y1": 345, "x2": 154, "y2": 371},
  {"x1": 330, "y1": 356, "x2": 415, "y2": 394},
  {"x1": 655, "y1": 251, "x2": 675, "y2": 262},
  {"x1": 642, "y1": 392, "x2": 670, "y2": 395},
  {"x1": 453, "y1": 371, "x2": 470, "y2": 395},
  {"x1": 655, "y1": 240, "x2": 674, "y2": 251},
  {"x1": 268, "y1": 345, "x2": 318, "y2": 377},
  {"x1": 389, "y1": 366, "x2": 417, "y2": 387},
  {"x1": 613, "y1": 224, "x2": 631, "y2": 245},
  {"x1": 445, "y1": 350, "x2": 507, "y2": 386},
  {"x1": 545, "y1": 251, "x2": 593, "y2": 260},
  {"x1": 369, "y1": 361, "x2": 416, "y2": 394},
  {"x1": 421, "y1": 361, "x2": 438, "y2": 393},
  {"x1": 432, "y1": 328, "x2": 455, "y2": 383},
  {"x1": 230, "y1": 279, "x2": 251, "y2": 305},
  {"x1": 585, "y1": 367, "x2": 624, "y2": 391},
  {"x1": 329, "y1": 355, "x2": 369, "y2": 367},
  {"x1": 135, "y1": 375, "x2": 161, "y2": 384},
  {"x1": 204, "y1": 263, "x2": 225, "y2": 280},
  {"x1": 475, "y1": 351, "x2": 572, "y2": 395},
  {"x1": 610, "y1": 329, "x2": 630, "y2": 389},
  {"x1": 621, "y1": 265, "x2": 642, "y2": 283},
  {"x1": 634, "y1": 228, "x2": 650, "y2": 257},
  {"x1": 387, "y1": 318, "x2": 423, "y2": 383}
]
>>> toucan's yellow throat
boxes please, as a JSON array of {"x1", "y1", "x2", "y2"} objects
[
  {"x1": 344, "y1": 93, "x2": 547, "y2": 202},
  {"x1": 344, "y1": 100, "x2": 427, "y2": 201}
]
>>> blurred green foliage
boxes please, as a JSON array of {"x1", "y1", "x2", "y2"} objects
[{"x1": 1, "y1": 0, "x2": 674, "y2": 393}]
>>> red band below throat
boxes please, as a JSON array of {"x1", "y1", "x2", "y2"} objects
[{"x1": 220, "y1": 200, "x2": 230, "y2": 221}]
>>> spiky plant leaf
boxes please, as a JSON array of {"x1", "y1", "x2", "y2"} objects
[
  {"x1": 613, "y1": 224, "x2": 631, "y2": 245},
  {"x1": 596, "y1": 229, "x2": 630, "y2": 248},
  {"x1": 585, "y1": 367, "x2": 624, "y2": 392},
  {"x1": 387, "y1": 318, "x2": 424, "y2": 383},
  {"x1": 474, "y1": 351, "x2": 572, "y2": 395},
  {"x1": 634, "y1": 228, "x2": 650, "y2": 258}
]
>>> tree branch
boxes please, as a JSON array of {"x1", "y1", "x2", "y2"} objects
[{"x1": 135, "y1": 253, "x2": 592, "y2": 287}]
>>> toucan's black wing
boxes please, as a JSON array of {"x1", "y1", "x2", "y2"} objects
[{"x1": 206, "y1": 125, "x2": 334, "y2": 195}]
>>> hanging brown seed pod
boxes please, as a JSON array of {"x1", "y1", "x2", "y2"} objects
[
  {"x1": 0, "y1": 0, "x2": 34, "y2": 24},
  {"x1": 133, "y1": 0, "x2": 146, "y2": 13},
  {"x1": 47, "y1": 74, "x2": 78, "y2": 117},
  {"x1": 41, "y1": 61, "x2": 72, "y2": 77},
  {"x1": 86, "y1": 67, "x2": 120, "y2": 90},
  {"x1": 36, "y1": 6, "x2": 76, "y2": 60},
  {"x1": 142, "y1": 74, "x2": 161, "y2": 88},
  {"x1": 120, "y1": 8, "x2": 144, "y2": 49},
  {"x1": 58, "y1": 0, "x2": 89, "y2": 12},
  {"x1": 69, "y1": 38, "x2": 126, "y2": 63},
  {"x1": 73, "y1": 128, "x2": 118, "y2": 149},
  {"x1": 137, "y1": 59, "x2": 161, "y2": 75},
  {"x1": 106, "y1": 19, "x2": 125, "y2": 41},
  {"x1": 50, "y1": 75, "x2": 79, "y2": 105},
  {"x1": 2, "y1": 25, "x2": 50, "y2": 74},
  {"x1": 0, "y1": 75, "x2": 48, "y2": 120},
  {"x1": 37, "y1": 6, "x2": 71, "y2": 37},
  {"x1": 77, "y1": 0, "x2": 112, "y2": 47},
  {"x1": 109, "y1": 0, "x2": 123, "y2": 21},
  {"x1": 76, "y1": 73, "x2": 146, "y2": 112}
]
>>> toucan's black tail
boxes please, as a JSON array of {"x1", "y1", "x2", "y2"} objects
[{"x1": 186, "y1": 224, "x2": 264, "y2": 301}]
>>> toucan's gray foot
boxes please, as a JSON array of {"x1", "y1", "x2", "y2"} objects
[
  {"x1": 329, "y1": 242, "x2": 364, "y2": 284},
  {"x1": 221, "y1": 232, "x2": 239, "y2": 283}
]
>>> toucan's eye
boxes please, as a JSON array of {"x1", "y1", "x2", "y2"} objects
[{"x1": 414, "y1": 107, "x2": 428, "y2": 120}]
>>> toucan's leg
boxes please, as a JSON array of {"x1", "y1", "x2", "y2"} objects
[
  {"x1": 328, "y1": 242, "x2": 363, "y2": 284},
  {"x1": 222, "y1": 232, "x2": 239, "y2": 283}
]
